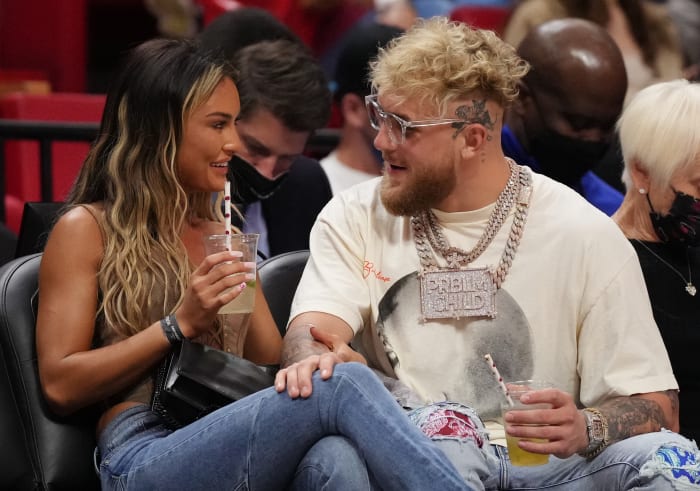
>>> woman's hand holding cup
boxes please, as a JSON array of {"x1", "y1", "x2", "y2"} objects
[{"x1": 176, "y1": 249, "x2": 254, "y2": 338}]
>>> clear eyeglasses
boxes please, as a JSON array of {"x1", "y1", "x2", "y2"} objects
[{"x1": 365, "y1": 94, "x2": 467, "y2": 145}]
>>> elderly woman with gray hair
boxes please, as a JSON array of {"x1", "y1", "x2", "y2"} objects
[{"x1": 613, "y1": 78, "x2": 700, "y2": 443}]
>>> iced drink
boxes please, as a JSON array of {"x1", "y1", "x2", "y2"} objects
[
  {"x1": 203, "y1": 233, "x2": 259, "y2": 314},
  {"x1": 501, "y1": 380, "x2": 553, "y2": 466}
]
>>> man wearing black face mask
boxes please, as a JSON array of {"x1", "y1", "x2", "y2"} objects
[
  {"x1": 502, "y1": 18, "x2": 627, "y2": 216},
  {"x1": 199, "y1": 9, "x2": 333, "y2": 257}
]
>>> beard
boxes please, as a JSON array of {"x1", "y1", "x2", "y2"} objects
[{"x1": 380, "y1": 160, "x2": 456, "y2": 216}]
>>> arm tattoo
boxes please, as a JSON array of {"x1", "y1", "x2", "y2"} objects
[
  {"x1": 280, "y1": 326, "x2": 330, "y2": 368},
  {"x1": 667, "y1": 389, "x2": 679, "y2": 416},
  {"x1": 599, "y1": 392, "x2": 675, "y2": 442},
  {"x1": 452, "y1": 99, "x2": 496, "y2": 139}
]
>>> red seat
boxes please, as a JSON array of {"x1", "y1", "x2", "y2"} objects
[
  {"x1": 449, "y1": 6, "x2": 512, "y2": 36},
  {"x1": 0, "y1": 93, "x2": 106, "y2": 233}
]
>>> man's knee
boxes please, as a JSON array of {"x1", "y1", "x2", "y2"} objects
[
  {"x1": 408, "y1": 402, "x2": 495, "y2": 486},
  {"x1": 605, "y1": 430, "x2": 700, "y2": 489},
  {"x1": 634, "y1": 431, "x2": 700, "y2": 489},
  {"x1": 408, "y1": 402, "x2": 488, "y2": 447}
]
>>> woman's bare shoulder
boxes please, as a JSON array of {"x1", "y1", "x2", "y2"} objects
[{"x1": 44, "y1": 204, "x2": 105, "y2": 262}]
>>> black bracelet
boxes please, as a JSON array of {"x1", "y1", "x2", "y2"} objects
[{"x1": 160, "y1": 314, "x2": 185, "y2": 345}]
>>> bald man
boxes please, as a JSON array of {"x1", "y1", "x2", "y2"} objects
[{"x1": 502, "y1": 18, "x2": 627, "y2": 216}]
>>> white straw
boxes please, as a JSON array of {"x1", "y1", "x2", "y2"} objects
[
  {"x1": 224, "y1": 180, "x2": 232, "y2": 250},
  {"x1": 484, "y1": 353, "x2": 514, "y2": 406}
]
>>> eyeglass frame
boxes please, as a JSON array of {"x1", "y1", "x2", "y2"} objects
[{"x1": 365, "y1": 94, "x2": 469, "y2": 145}]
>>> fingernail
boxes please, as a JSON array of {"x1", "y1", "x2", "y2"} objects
[
  {"x1": 229, "y1": 251, "x2": 243, "y2": 258},
  {"x1": 243, "y1": 262, "x2": 256, "y2": 269},
  {"x1": 245, "y1": 273, "x2": 255, "y2": 281},
  {"x1": 321, "y1": 369, "x2": 329, "y2": 377},
  {"x1": 239, "y1": 282, "x2": 247, "y2": 290}
]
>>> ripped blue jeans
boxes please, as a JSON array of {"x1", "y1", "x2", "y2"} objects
[
  {"x1": 408, "y1": 402, "x2": 700, "y2": 490},
  {"x1": 97, "y1": 364, "x2": 469, "y2": 491}
]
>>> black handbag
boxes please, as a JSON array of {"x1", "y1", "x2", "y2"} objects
[{"x1": 150, "y1": 339, "x2": 278, "y2": 429}]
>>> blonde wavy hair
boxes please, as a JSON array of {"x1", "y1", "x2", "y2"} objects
[
  {"x1": 67, "y1": 39, "x2": 235, "y2": 338},
  {"x1": 370, "y1": 17, "x2": 530, "y2": 117}
]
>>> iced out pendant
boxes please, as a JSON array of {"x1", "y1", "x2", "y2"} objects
[
  {"x1": 686, "y1": 283, "x2": 697, "y2": 296},
  {"x1": 420, "y1": 267, "x2": 496, "y2": 319}
]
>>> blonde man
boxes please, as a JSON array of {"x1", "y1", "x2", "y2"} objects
[{"x1": 277, "y1": 17, "x2": 700, "y2": 489}]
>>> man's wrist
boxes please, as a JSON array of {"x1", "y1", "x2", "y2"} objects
[{"x1": 578, "y1": 407, "x2": 610, "y2": 459}]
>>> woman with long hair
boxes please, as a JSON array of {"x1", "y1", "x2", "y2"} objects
[{"x1": 35, "y1": 37, "x2": 469, "y2": 491}]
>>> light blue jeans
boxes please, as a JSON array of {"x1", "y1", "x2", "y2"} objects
[
  {"x1": 409, "y1": 402, "x2": 700, "y2": 490},
  {"x1": 97, "y1": 363, "x2": 471, "y2": 491}
]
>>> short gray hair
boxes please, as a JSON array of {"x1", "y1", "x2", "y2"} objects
[{"x1": 618, "y1": 79, "x2": 700, "y2": 189}]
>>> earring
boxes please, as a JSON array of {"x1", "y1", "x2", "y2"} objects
[{"x1": 639, "y1": 188, "x2": 647, "y2": 194}]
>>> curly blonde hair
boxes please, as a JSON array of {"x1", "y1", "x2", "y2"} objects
[
  {"x1": 370, "y1": 17, "x2": 530, "y2": 117},
  {"x1": 67, "y1": 39, "x2": 235, "y2": 338}
]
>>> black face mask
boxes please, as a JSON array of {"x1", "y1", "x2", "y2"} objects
[
  {"x1": 227, "y1": 155, "x2": 289, "y2": 204},
  {"x1": 529, "y1": 128, "x2": 609, "y2": 187},
  {"x1": 371, "y1": 145, "x2": 384, "y2": 168},
  {"x1": 648, "y1": 189, "x2": 700, "y2": 246}
]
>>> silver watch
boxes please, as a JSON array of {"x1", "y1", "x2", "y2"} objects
[{"x1": 578, "y1": 407, "x2": 609, "y2": 459}]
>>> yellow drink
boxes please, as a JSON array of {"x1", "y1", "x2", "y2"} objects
[
  {"x1": 220, "y1": 280, "x2": 256, "y2": 314},
  {"x1": 501, "y1": 380, "x2": 555, "y2": 467},
  {"x1": 506, "y1": 435, "x2": 549, "y2": 466}
]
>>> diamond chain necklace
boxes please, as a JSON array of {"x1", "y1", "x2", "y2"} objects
[
  {"x1": 421, "y1": 159, "x2": 520, "y2": 268},
  {"x1": 634, "y1": 239, "x2": 697, "y2": 296},
  {"x1": 412, "y1": 160, "x2": 532, "y2": 288}
]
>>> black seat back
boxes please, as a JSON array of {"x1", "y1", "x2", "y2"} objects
[
  {"x1": 15, "y1": 202, "x2": 64, "y2": 258},
  {"x1": 0, "y1": 254, "x2": 99, "y2": 490},
  {"x1": 258, "y1": 249, "x2": 310, "y2": 336},
  {"x1": 0, "y1": 338, "x2": 33, "y2": 489}
]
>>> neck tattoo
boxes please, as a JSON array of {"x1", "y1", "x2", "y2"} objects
[
  {"x1": 411, "y1": 159, "x2": 532, "y2": 320},
  {"x1": 634, "y1": 239, "x2": 696, "y2": 296}
]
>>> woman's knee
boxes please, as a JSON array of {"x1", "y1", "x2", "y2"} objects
[
  {"x1": 290, "y1": 436, "x2": 371, "y2": 491},
  {"x1": 329, "y1": 362, "x2": 378, "y2": 386}
]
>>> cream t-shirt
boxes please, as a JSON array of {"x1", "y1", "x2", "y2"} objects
[{"x1": 291, "y1": 171, "x2": 677, "y2": 445}]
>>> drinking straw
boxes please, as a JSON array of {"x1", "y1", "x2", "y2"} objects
[
  {"x1": 224, "y1": 180, "x2": 232, "y2": 250},
  {"x1": 484, "y1": 353, "x2": 514, "y2": 406}
]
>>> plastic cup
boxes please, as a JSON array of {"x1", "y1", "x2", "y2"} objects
[
  {"x1": 501, "y1": 380, "x2": 553, "y2": 466},
  {"x1": 203, "y1": 233, "x2": 259, "y2": 314}
]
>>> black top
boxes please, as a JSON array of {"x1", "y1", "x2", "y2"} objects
[{"x1": 631, "y1": 239, "x2": 700, "y2": 442}]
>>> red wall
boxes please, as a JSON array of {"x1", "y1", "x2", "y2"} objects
[{"x1": 0, "y1": 0, "x2": 88, "y2": 92}]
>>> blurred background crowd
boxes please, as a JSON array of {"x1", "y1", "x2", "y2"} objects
[{"x1": 0, "y1": 0, "x2": 699, "y2": 260}]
